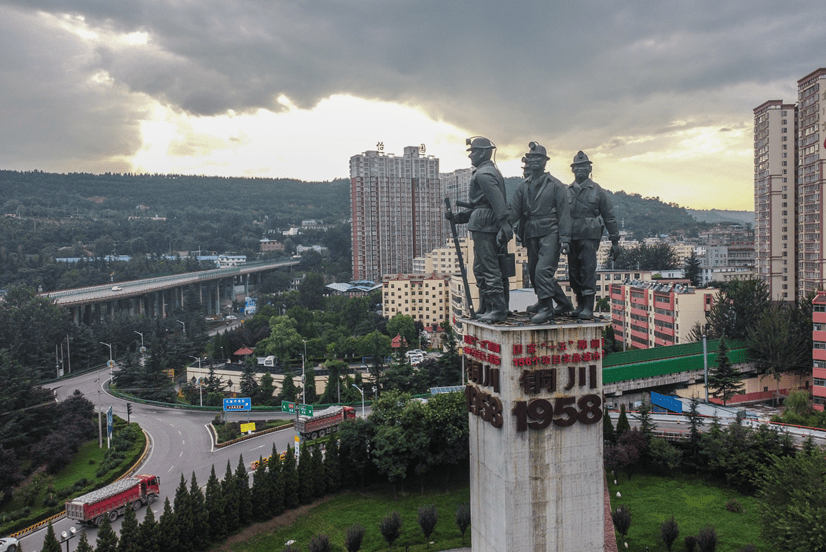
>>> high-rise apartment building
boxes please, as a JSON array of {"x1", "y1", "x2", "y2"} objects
[
  {"x1": 797, "y1": 69, "x2": 826, "y2": 298},
  {"x1": 440, "y1": 168, "x2": 473, "y2": 238},
  {"x1": 350, "y1": 146, "x2": 442, "y2": 281},
  {"x1": 754, "y1": 99, "x2": 797, "y2": 301}
]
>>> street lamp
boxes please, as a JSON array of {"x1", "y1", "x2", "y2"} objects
[
  {"x1": 100, "y1": 342, "x2": 113, "y2": 381},
  {"x1": 60, "y1": 526, "x2": 77, "y2": 552},
  {"x1": 190, "y1": 356, "x2": 203, "y2": 406},
  {"x1": 176, "y1": 320, "x2": 186, "y2": 335},
  {"x1": 134, "y1": 330, "x2": 145, "y2": 353},
  {"x1": 352, "y1": 384, "x2": 365, "y2": 418}
]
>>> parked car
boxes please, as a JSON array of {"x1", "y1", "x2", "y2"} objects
[
  {"x1": 0, "y1": 536, "x2": 20, "y2": 552},
  {"x1": 226, "y1": 315, "x2": 237, "y2": 320},
  {"x1": 111, "y1": 286, "x2": 123, "y2": 291}
]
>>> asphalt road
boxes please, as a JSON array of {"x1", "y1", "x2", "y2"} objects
[{"x1": 22, "y1": 367, "x2": 298, "y2": 550}]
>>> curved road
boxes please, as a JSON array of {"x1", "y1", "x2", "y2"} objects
[{"x1": 21, "y1": 367, "x2": 298, "y2": 550}]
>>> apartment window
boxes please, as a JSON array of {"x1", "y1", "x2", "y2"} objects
[
  {"x1": 815, "y1": 378, "x2": 826, "y2": 387},
  {"x1": 782, "y1": 127, "x2": 788, "y2": 133},
  {"x1": 782, "y1": 161, "x2": 788, "y2": 166},
  {"x1": 814, "y1": 341, "x2": 826, "y2": 350},
  {"x1": 782, "y1": 136, "x2": 787, "y2": 141},
  {"x1": 815, "y1": 323, "x2": 824, "y2": 332},
  {"x1": 783, "y1": 144, "x2": 787, "y2": 149},
  {"x1": 815, "y1": 304, "x2": 826, "y2": 313}
]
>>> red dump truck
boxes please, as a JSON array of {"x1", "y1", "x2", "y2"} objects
[
  {"x1": 295, "y1": 406, "x2": 356, "y2": 439},
  {"x1": 65, "y1": 474, "x2": 160, "y2": 526}
]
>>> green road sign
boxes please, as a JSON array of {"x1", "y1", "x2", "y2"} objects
[
  {"x1": 281, "y1": 401, "x2": 313, "y2": 416},
  {"x1": 298, "y1": 404, "x2": 314, "y2": 417},
  {"x1": 281, "y1": 400, "x2": 296, "y2": 414}
]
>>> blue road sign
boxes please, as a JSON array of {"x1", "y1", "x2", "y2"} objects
[{"x1": 223, "y1": 397, "x2": 252, "y2": 412}]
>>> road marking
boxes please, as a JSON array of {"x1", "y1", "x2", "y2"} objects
[
  {"x1": 182, "y1": 440, "x2": 185, "y2": 445},
  {"x1": 250, "y1": 445, "x2": 265, "y2": 451},
  {"x1": 179, "y1": 451, "x2": 183, "y2": 457},
  {"x1": 167, "y1": 465, "x2": 174, "y2": 472}
]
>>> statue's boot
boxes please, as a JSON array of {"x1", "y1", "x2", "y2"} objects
[
  {"x1": 531, "y1": 298, "x2": 555, "y2": 324},
  {"x1": 578, "y1": 295, "x2": 596, "y2": 320},
  {"x1": 571, "y1": 293, "x2": 585, "y2": 318},
  {"x1": 475, "y1": 294, "x2": 489, "y2": 319},
  {"x1": 479, "y1": 293, "x2": 508, "y2": 323},
  {"x1": 553, "y1": 284, "x2": 574, "y2": 316},
  {"x1": 526, "y1": 300, "x2": 540, "y2": 313}
]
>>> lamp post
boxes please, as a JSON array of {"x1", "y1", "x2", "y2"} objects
[
  {"x1": 134, "y1": 330, "x2": 145, "y2": 354},
  {"x1": 352, "y1": 384, "x2": 365, "y2": 418},
  {"x1": 190, "y1": 356, "x2": 203, "y2": 406},
  {"x1": 302, "y1": 339, "x2": 307, "y2": 404},
  {"x1": 176, "y1": 319, "x2": 186, "y2": 335},
  {"x1": 100, "y1": 342, "x2": 113, "y2": 381},
  {"x1": 60, "y1": 526, "x2": 77, "y2": 552},
  {"x1": 702, "y1": 332, "x2": 709, "y2": 403}
]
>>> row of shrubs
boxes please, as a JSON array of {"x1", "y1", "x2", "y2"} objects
[{"x1": 611, "y1": 505, "x2": 757, "y2": 552}]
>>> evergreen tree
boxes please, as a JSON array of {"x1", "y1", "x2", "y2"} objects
[
  {"x1": 312, "y1": 444, "x2": 326, "y2": 498},
  {"x1": 298, "y1": 444, "x2": 314, "y2": 504},
  {"x1": 280, "y1": 370, "x2": 298, "y2": 402},
  {"x1": 260, "y1": 371, "x2": 276, "y2": 405},
  {"x1": 436, "y1": 320, "x2": 461, "y2": 385},
  {"x1": 139, "y1": 503, "x2": 161, "y2": 552},
  {"x1": 708, "y1": 337, "x2": 744, "y2": 405},
  {"x1": 222, "y1": 460, "x2": 240, "y2": 532},
  {"x1": 636, "y1": 398, "x2": 656, "y2": 442},
  {"x1": 41, "y1": 522, "x2": 62, "y2": 552},
  {"x1": 75, "y1": 530, "x2": 95, "y2": 552},
  {"x1": 603, "y1": 408, "x2": 616, "y2": 445},
  {"x1": 616, "y1": 404, "x2": 631, "y2": 437},
  {"x1": 234, "y1": 455, "x2": 253, "y2": 527},
  {"x1": 324, "y1": 437, "x2": 342, "y2": 493},
  {"x1": 267, "y1": 444, "x2": 285, "y2": 516},
  {"x1": 172, "y1": 474, "x2": 193, "y2": 551},
  {"x1": 283, "y1": 446, "x2": 300, "y2": 509},
  {"x1": 304, "y1": 368, "x2": 318, "y2": 404},
  {"x1": 251, "y1": 457, "x2": 272, "y2": 521},
  {"x1": 239, "y1": 364, "x2": 260, "y2": 404},
  {"x1": 685, "y1": 395, "x2": 705, "y2": 463},
  {"x1": 95, "y1": 515, "x2": 119, "y2": 552},
  {"x1": 205, "y1": 465, "x2": 227, "y2": 542},
  {"x1": 189, "y1": 472, "x2": 209, "y2": 550},
  {"x1": 159, "y1": 497, "x2": 181, "y2": 552},
  {"x1": 116, "y1": 507, "x2": 140, "y2": 552},
  {"x1": 684, "y1": 251, "x2": 702, "y2": 287}
]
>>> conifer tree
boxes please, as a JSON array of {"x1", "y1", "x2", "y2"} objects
[
  {"x1": 116, "y1": 507, "x2": 140, "y2": 552},
  {"x1": 283, "y1": 446, "x2": 300, "y2": 509},
  {"x1": 173, "y1": 474, "x2": 193, "y2": 551},
  {"x1": 708, "y1": 337, "x2": 744, "y2": 405},
  {"x1": 312, "y1": 445, "x2": 325, "y2": 498},
  {"x1": 685, "y1": 396, "x2": 705, "y2": 463},
  {"x1": 95, "y1": 515, "x2": 119, "y2": 552},
  {"x1": 267, "y1": 446, "x2": 285, "y2": 516},
  {"x1": 251, "y1": 457, "x2": 271, "y2": 521},
  {"x1": 234, "y1": 454, "x2": 253, "y2": 526},
  {"x1": 222, "y1": 460, "x2": 240, "y2": 532},
  {"x1": 205, "y1": 465, "x2": 227, "y2": 542},
  {"x1": 139, "y1": 503, "x2": 161, "y2": 552},
  {"x1": 189, "y1": 472, "x2": 210, "y2": 550},
  {"x1": 159, "y1": 497, "x2": 180, "y2": 552},
  {"x1": 298, "y1": 444, "x2": 314, "y2": 504},
  {"x1": 75, "y1": 530, "x2": 95, "y2": 552},
  {"x1": 41, "y1": 522, "x2": 62, "y2": 552},
  {"x1": 603, "y1": 408, "x2": 616, "y2": 445},
  {"x1": 324, "y1": 437, "x2": 342, "y2": 493},
  {"x1": 616, "y1": 404, "x2": 631, "y2": 437}
]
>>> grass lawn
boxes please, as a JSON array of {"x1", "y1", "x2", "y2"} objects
[
  {"x1": 225, "y1": 479, "x2": 471, "y2": 552},
  {"x1": 609, "y1": 471, "x2": 765, "y2": 552}
]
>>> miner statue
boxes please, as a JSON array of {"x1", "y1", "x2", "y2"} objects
[
  {"x1": 445, "y1": 137, "x2": 512, "y2": 322},
  {"x1": 567, "y1": 150, "x2": 621, "y2": 320}
]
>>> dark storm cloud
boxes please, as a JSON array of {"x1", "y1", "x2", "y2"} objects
[{"x1": 1, "y1": 0, "x2": 824, "y2": 169}]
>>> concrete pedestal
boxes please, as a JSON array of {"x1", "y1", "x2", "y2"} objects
[{"x1": 464, "y1": 319, "x2": 606, "y2": 552}]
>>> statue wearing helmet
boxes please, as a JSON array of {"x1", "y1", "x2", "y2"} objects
[
  {"x1": 446, "y1": 136, "x2": 513, "y2": 322},
  {"x1": 566, "y1": 151, "x2": 620, "y2": 319},
  {"x1": 507, "y1": 142, "x2": 573, "y2": 324}
]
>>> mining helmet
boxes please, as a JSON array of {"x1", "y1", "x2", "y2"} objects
[
  {"x1": 526, "y1": 141, "x2": 549, "y2": 158},
  {"x1": 571, "y1": 150, "x2": 592, "y2": 166},
  {"x1": 466, "y1": 136, "x2": 496, "y2": 151}
]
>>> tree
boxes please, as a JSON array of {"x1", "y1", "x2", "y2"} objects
[
  {"x1": 95, "y1": 514, "x2": 119, "y2": 552},
  {"x1": 603, "y1": 408, "x2": 616, "y2": 445},
  {"x1": 158, "y1": 498, "x2": 180, "y2": 552},
  {"x1": 704, "y1": 278, "x2": 770, "y2": 339},
  {"x1": 282, "y1": 446, "x2": 300, "y2": 509},
  {"x1": 613, "y1": 242, "x2": 678, "y2": 270},
  {"x1": 239, "y1": 364, "x2": 260, "y2": 404},
  {"x1": 684, "y1": 251, "x2": 702, "y2": 287},
  {"x1": 41, "y1": 522, "x2": 62, "y2": 552},
  {"x1": 117, "y1": 507, "x2": 140, "y2": 552},
  {"x1": 308, "y1": 534, "x2": 332, "y2": 552},
  {"x1": 298, "y1": 444, "x2": 314, "y2": 504},
  {"x1": 685, "y1": 396, "x2": 705, "y2": 464},
  {"x1": 417, "y1": 504, "x2": 439, "y2": 547},
  {"x1": 696, "y1": 525, "x2": 718, "y2": 552},
  {"x1": 205, "y1": 466, "x2": 226, "y2": 542},
  {"x1": 311, "y1": 445, "x2": 325, "y2": 498},
  {"x1": 345, "y1": 523, "x2": 366, "y2": 552},
  {"x1": 75, "y1": 530, "x2": 95, "y2": 552},
  {"x1": 634, "y1": 398, "x2": 656, "y2": 442},
  {"x1": 298, "y1": 273, "x2": 326, "y2": 310},
  {"x1": 251, "y1": 458, "x2": 271, "y2": 521},
  {"x1": 456, "y1": 503, "x2": 471, "y2": 543},
  {"x1": 386, "y1": 314, "x2": 416, "y2": 351},
  {"x1": 749, "y1": 303, "x2": 812, "y2": 404},
  {"x1": 173, "y1": 474, "x2": 193, "y2": 549},
  {"x1": 379, "y1": 511, "x2": 403, "y2": 549},
  {"x1": 756, "y1": 450, "x2": 826, "y2": 551},
  {"x1": 221, "y1": 460, "x2": 240, "y2": 532},
  {"x1": 189, "y1": 472, "x2": 209, "y2": 550},
  {"x1": 707, "y1": 337, "x2": 743, "y2": 405},
  {"x1": 260, "y1": 316, "x2": 303, "y2": 365},
  {"x1": 615, "y1": 404, "x2": 631, "y2": 437},
  {"x1": 324, "y1": 437, "x2": 342, "y2": 493},
  {"x1": 139, "y1": 504, "x2": 161, "y2": 552},
  {"x1": 661, "y1": 515, "x2": 680, "y2": 552},
  {"x1": 649, "y1": 437, "x2": 682, "y2": 471},
  {"x1": 234, "y1": 455, "x2": 253, "y2": 527},
  {"x1": 260, "y1": 371, "x2": 276, "y2": 405},
  {"x1": 339, "y1": 417, "x2": 375, "y2": 489},
  {"x1": 435, "y1": 321, "x2": 462, "y2": 385},
  {"x1": 267, "y1": 444, "x2": 285, "y2": 516},
  {"x1": 611, "y1": 504, "x2": 632, "y2": 540},
  {"x1": 280, "y1": 370, "x2": 298, "y2": 402}
]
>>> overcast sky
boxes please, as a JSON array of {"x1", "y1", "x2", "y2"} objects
[{"x1": 1, "y1": 1, "x2": 823, "y2": 209}]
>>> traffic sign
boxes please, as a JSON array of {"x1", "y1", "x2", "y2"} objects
[
  {"x1": 223, "y1": 397, "x2": 251, "y2": 412},
  {"x1": 298, "y1": 404, "x2": 314, "y2": 417},
  {"x1": 107, "y1": 359, "x2": 115, "y2": 368},
  {"x1": 240, "y1": 422, "x2": 256, "y2": 433},
  {"x1": 281, "y1": 400, "x2": 296, "y2": 414}
]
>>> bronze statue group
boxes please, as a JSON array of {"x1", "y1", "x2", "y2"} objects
[{"x1": 446, "y1": 137, "x2": 620, "y2": 324}]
